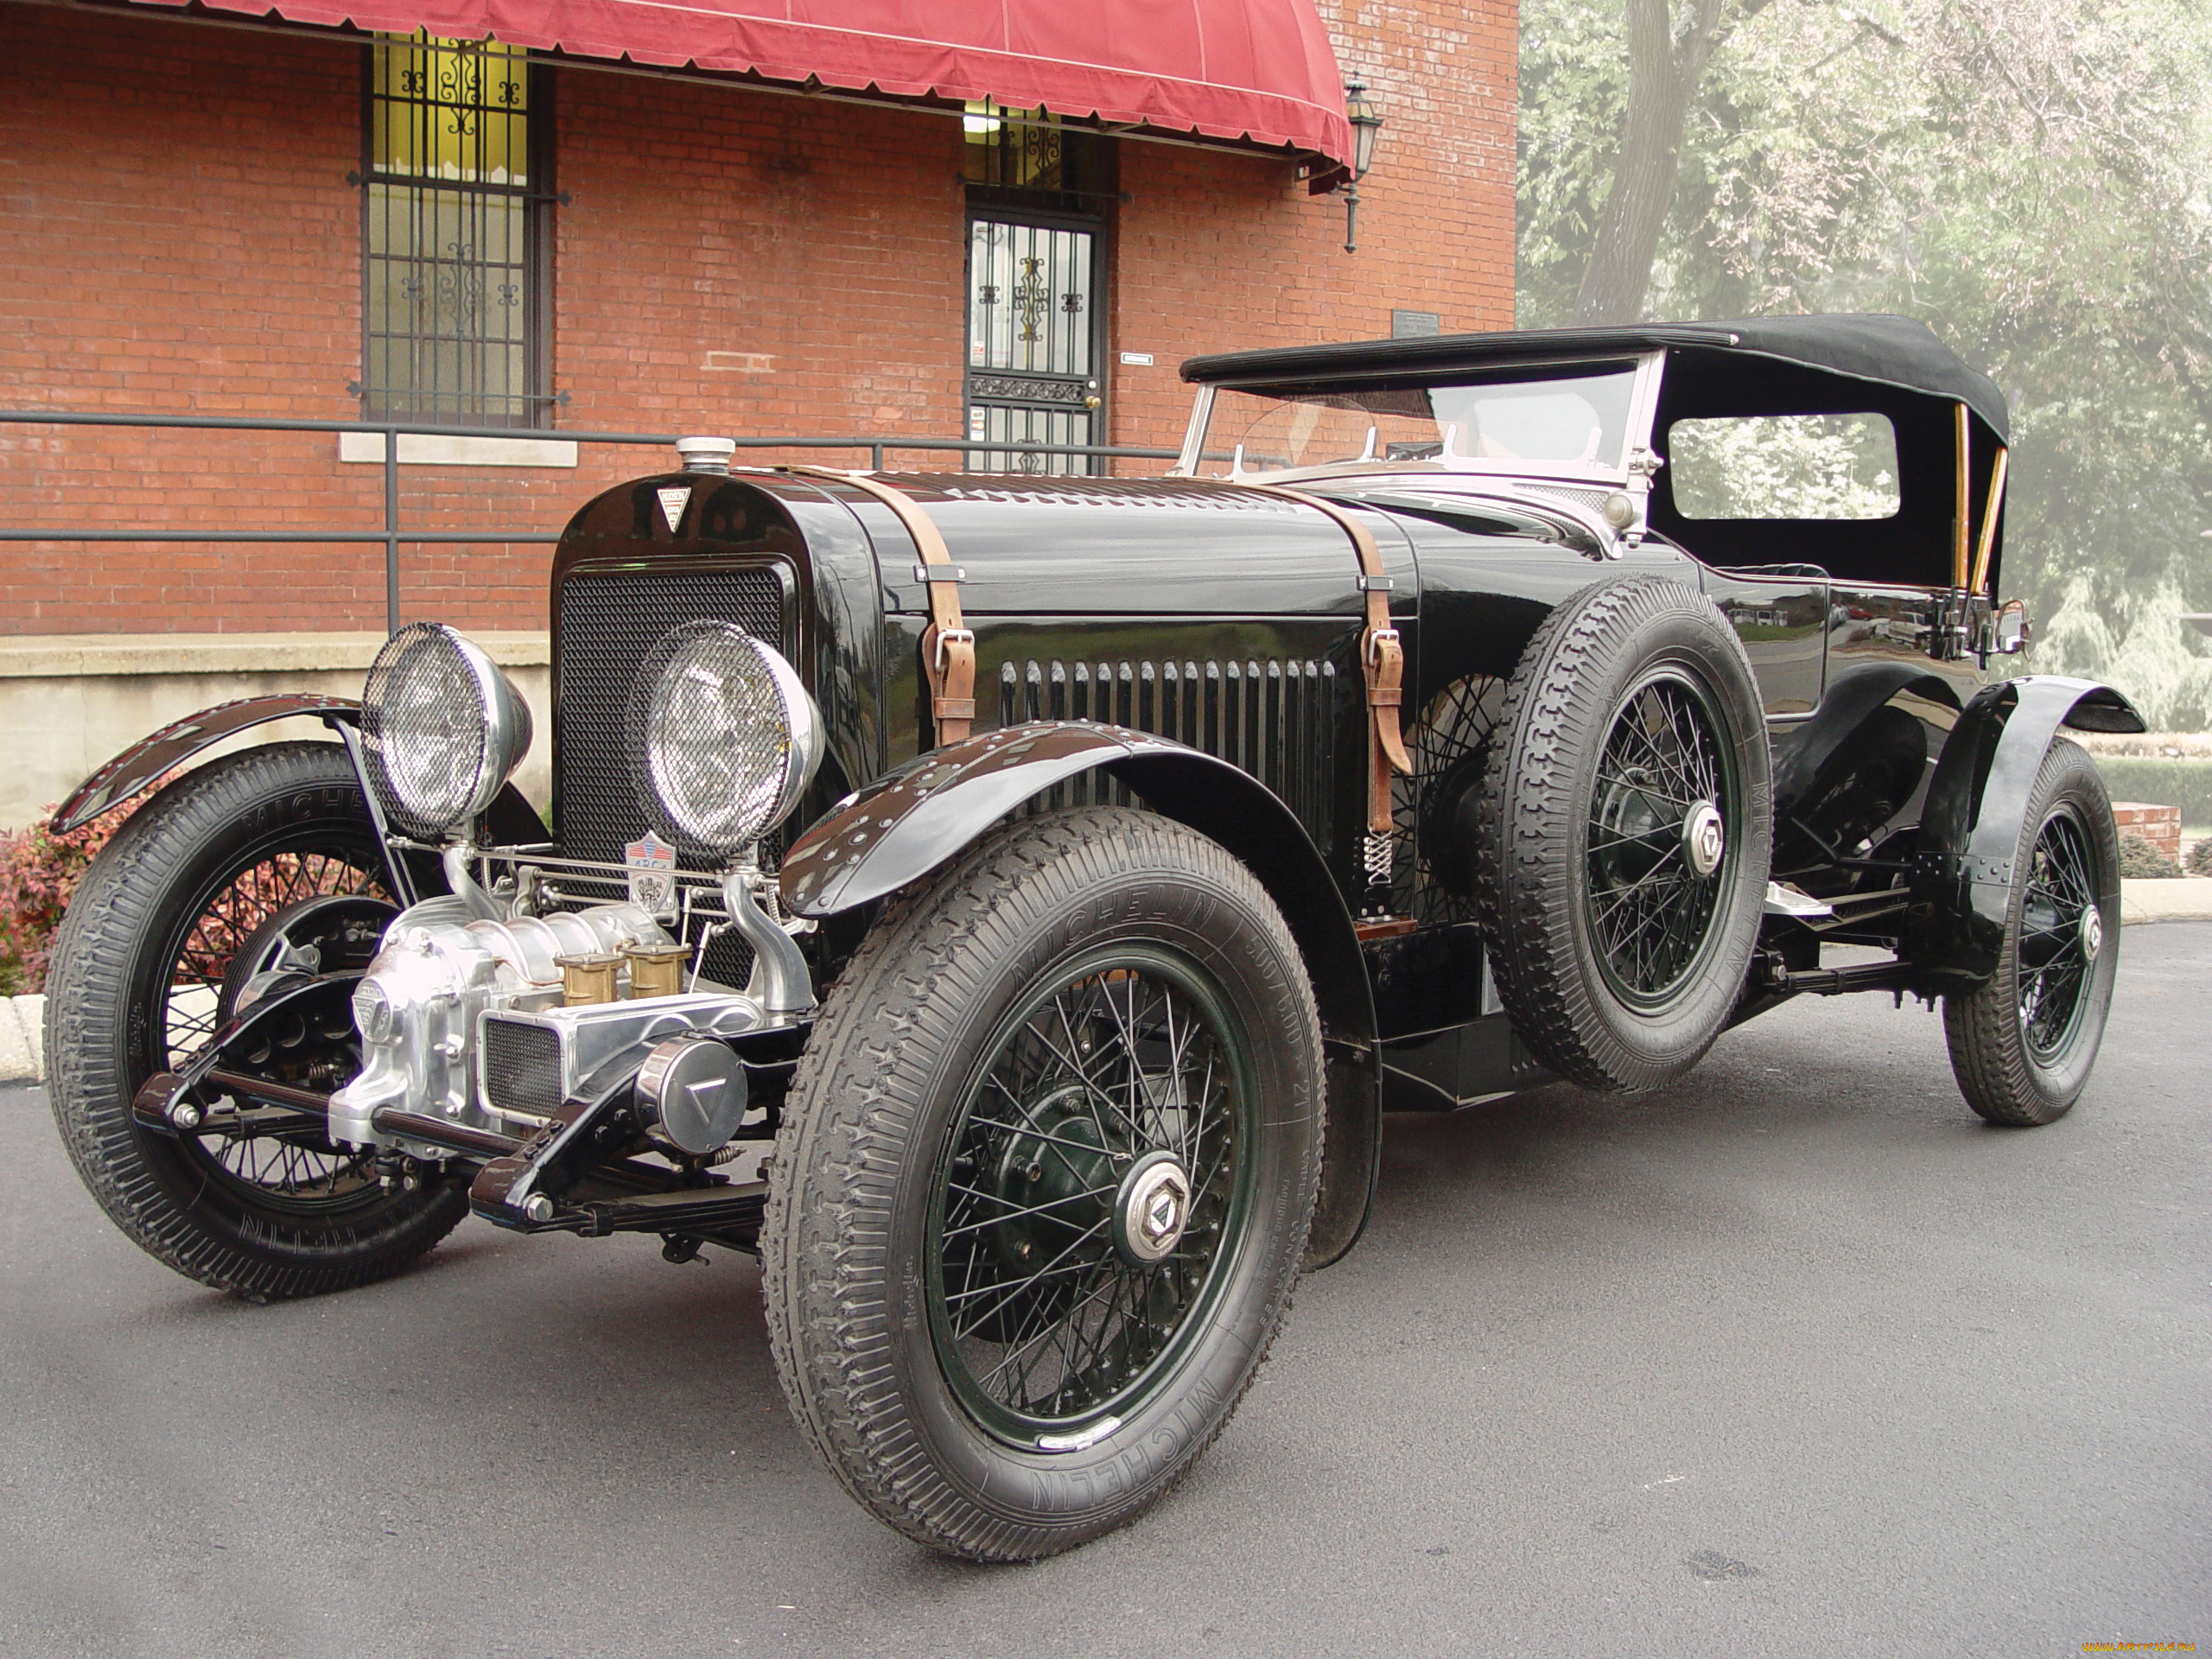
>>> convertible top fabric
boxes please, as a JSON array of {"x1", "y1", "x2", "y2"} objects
[{"x1": 1182, "y1": 314, "x2": 2008, "y2": 442}]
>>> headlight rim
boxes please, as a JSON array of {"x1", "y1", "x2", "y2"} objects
[
  {"x1": 627, "y1": 621, "x2": 823, "y2": 861},
  {"x1": 360, "y1": 621, "x2": 533, "y2": 840}
]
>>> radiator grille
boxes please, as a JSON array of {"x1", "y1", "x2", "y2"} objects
[
  {"x1": 996, "y1": 657, "x2": 1337, "y2": 832},
  {"x1": 481, "y1": 1017, "x2": 563, "y2": 1118},
  {"x1": 556, "y1": 566, "x2": 788, "y2": 988},
  {"x1": 556, "y1": 567, "x2": 789, "y2": 864}
]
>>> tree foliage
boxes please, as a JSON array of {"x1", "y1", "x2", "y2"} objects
[{"x1": 1519, "y1": 0, "x2": 2212, "y2": 725}]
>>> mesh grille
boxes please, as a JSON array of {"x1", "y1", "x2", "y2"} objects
[
  {"x1": 556, "y1": 566, "x2": 789, "y2": 988},
  {"x1": 481, "y1": 1017, "x2": 563, "y2": 1117},
  {"x1": 556, "y1": 568, "x2": 788, "y2": 865},
  {"x1": 362, "y1": 622, "x2": 498, "y2": 839},
  {"x1": 625, "y1": 623, "x2": 799, "y2": 861},
  {"x1": 1521, "y1": 483, "x2": 1615, "y2": 515}
]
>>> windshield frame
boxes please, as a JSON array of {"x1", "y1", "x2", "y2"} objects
[{"x1": 1172, "y1": 350, "x2": 1668, "y2": 486}]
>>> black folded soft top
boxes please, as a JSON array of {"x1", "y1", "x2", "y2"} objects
[{"x1": 1182, "y1": 313, "x2": 2007, "y2": 443}]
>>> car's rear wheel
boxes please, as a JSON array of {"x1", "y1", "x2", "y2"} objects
[
  {"x1": 763, "y1": 806, "x2": 1323, "y2": 1560},
  {"x1": 44, "y1": 743, "x2": 466, "y2": 1300},
  {"x1": 1942, "y1": 739, "x2": 2120, "y2": 1125},
  {"x1": 1476, "y1": 576, "x2": 1773, "y2": 1091}
]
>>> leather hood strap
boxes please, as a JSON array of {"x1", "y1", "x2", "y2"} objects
[
  {"x1": 782, "y1": 467, "x2": 976, "y2": 745},
  {"x1": 1233, "y1": 485, "x2": 1412, "y2": 840}
]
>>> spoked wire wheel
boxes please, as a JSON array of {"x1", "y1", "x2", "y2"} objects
[
  {"x1": 1585, "y1": 668, "x2": 1738, "y2": 1009},
  {"x1": 1475, "y1": 577, "x2": 1770, "y2": 1093},
  {"x1": 928, "y1": 948, "x2": 1253, "y2": 1446},
  {"x1": 2015, "y1": 810, "x2": 2100, "y2": 1062},
  {"x1": 765, "y1": 806, "x2": 1321, "y2": 1560},
  {"x1": 44, "y1": 742, "x2": 465, "y2": 1299},
  {"x1": 156, "y1": 838, "x2": 391, "y2": 1210},
  {"x1": 1943, "y1": 738, "x2": 2120, "y2": 1127},
  {"x1": 1393, "y1": 674, "x2": 1505, "y2": 924},
  {"x1": 163, "y1": 847, "x2": 385, "y2": 1059}
]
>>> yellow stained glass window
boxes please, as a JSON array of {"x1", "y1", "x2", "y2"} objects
[{"x1": 361, "y1": 33, "x2": 544, "y2": 423}]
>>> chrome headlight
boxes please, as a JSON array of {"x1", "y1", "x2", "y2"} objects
[
  {"x1": 628, "y1": 622, "x2": 823, "y2": 859},
  {"x1": 361, "y1": 622, "x2": 533, "y2": 839}
]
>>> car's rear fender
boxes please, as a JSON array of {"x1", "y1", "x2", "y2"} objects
[
  {"x1": 1904, "y1": 675, "x2": 2144, "y2": 986},
  {"x1": 779, "y1": 720, "x2": 1381, "y2": 1268}
]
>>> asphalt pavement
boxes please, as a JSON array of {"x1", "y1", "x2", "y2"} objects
[{"x1": 3, "y1": 928, "x2": 2207, "y2": 1659}]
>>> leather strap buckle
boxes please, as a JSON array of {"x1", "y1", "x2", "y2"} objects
[{"x1": 933, "y1": 626, "x2": 976, "y2": 671}]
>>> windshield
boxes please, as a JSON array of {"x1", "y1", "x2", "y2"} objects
[
  {"x1": 1201, "y1": 365, "x2": 1640, "y2": 475},
  {"x1": 1194, "y1": 366, "x2": 1645, "y2": 477}
]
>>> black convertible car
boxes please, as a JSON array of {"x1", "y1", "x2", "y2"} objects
[{"x1": 45, "y1": 314, "x2": 2139, "y2": 1560}]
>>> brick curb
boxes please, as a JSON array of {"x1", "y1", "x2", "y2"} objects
[{"x1": 0, "y1": 995, "x2": 45, "y2": 1084}]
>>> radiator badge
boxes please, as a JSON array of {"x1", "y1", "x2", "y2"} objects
[
  {"x1": 625, "y1": 830, "x2": 679, "y2": 918},
  {"x1": 656, "y1": 486, "x2": 691, "y2": 534}
]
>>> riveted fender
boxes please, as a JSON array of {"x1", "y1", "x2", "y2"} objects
[
  {"x1": 780, "y1": 721, "x2": 1382, "y2": 1268},
  {"x1": 1904, "y1": 675, "x2": 2144, "y2": 986},
  {"x1": 52, "y1": 695, "x2": 548, "y2": 907},
  {"x1": 54, "y1": 695, "x2": 366, "y2": 834}
]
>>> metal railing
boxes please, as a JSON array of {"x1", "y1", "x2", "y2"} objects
[{"x1": 0, "y1": 410, "x2": 1185, "y2": 632}]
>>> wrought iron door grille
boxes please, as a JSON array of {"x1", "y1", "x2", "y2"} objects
[
  {"x1": 360, "y1": 33, "x2": 549, "y2": 425},
  {"x1": 967, "y1": 215, "x2": 1100, "y2": 475}
]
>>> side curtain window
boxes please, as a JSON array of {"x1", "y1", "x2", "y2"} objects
[
  {"x1": 359, "y1": 33, "x2": 550, "y2": 425},
  {"x1": 1667, "y1": 413, "x2": 1900, "y2": 520}
]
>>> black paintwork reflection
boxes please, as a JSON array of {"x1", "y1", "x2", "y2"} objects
[
  {"x1": 1907, "y1": 675, "x2": 2144, "y2": 982},
  {"x1": 863, "y1": 474, "x2": 1408, "y2": 619},
  {"x1": 1701, "y1": 567, "x2": 1828, "y2": 715}
]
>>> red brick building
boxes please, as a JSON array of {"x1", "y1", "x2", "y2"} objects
[{"x1": 0, "y1": 0, "x2": 1512, "y2": 819}]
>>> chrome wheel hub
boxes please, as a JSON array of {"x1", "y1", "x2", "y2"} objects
[
  {"x1": 1113, "y1": 1150, "x2": 1192, "y2": 1266},
  {"x1": 2080, "y1": 905, "x2": 2104, "y2": 963},
  {"x1": 1683, "y1": 800, "x2": 1726, "y2": 878}
]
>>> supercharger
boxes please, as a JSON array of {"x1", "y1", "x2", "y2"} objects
[{"x1": 328, "y1": 893, "x2": 673, "y2": 1148}]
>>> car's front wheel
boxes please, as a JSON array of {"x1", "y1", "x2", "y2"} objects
[
  {"x1": 43, "y1": 743, "x2": 466, "y2": 1300},
  {"x1": 763, "y1": 806, "x2": 1323, "y2": 1560},
  {"x1": 1942, "y1": 738, "x2": 2120, "y2": 1125}
]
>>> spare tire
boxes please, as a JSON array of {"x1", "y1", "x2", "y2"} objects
[{"x1": 1474, "y1": 576, "x2": 1772, "y2": 1092}]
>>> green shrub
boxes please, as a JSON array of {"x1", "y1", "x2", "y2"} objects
[
  {"x1": 2090, "y1": 757, "x2": 2212, "y2": 827},
  {"x1": 0, "y1": 800, "x2": 136, "y2": 995},
  {"x1": 2190, "y1": 838, "x2": 2212, "y2": 877},
  {"x1": 2118, "y1": 833, "x2": 2183, "y2": 880}
]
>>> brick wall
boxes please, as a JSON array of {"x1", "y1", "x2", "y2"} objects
[
  {"x1": 2112, "y1": 801, "x2": 2182, "y2": 863},
  {"x1": 1110, "y1": 0, "x2": 1517, "y2": 440},
  {"x1": 0, "y1": 0, "x2": 1516, "y2": 635}
]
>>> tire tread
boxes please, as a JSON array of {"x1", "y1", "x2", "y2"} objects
[{"x1": 761, "y1": 806, "x2": 1320, "y2": 1560}]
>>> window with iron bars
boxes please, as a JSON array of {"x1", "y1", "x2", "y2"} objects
[{"x1": 359, "y1": 33, "x2": 552, "y2": 425}]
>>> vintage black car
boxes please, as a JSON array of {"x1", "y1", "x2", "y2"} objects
[{"x1": 45, "y1": 314, "x2": 2142, "y2": 1560}]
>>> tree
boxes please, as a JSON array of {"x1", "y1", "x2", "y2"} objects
[
  {"x1": 1521, "y1": 0, "x2": 2212, "y2": 726},
  {"x1": 1573, "y1": 0, "x2": 1764, "y2": 324}
]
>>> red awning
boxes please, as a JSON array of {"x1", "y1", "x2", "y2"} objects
[{"x1": 125, "y1": 0, "x2": 1354, "y2": 165}]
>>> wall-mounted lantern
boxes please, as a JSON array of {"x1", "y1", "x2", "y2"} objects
[{"x1": 1341, "y1": 77, "x2": 1384, "y2": 253}]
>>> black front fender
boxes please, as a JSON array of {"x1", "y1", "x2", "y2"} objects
[
  {"x1": 53, "y1": 694, "x2": 364, "y2": 834},
  {"x1": 779, "y1": 721, "x2": 1382, "y2": 1268},
  {"x1": 52, "y1": 694, "x2": 548, "y2": 874},
  {"x1": 1904, "y1": 675, "x2": 2144, "y2": 985}
]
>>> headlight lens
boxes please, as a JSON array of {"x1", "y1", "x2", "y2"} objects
[
  {"x1": 360, "y1": 622, "x2": 533, "y2": 838},
  {"x1": 629, "y1": 622, "x2": 823, "y2": 858}
]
